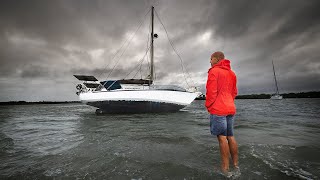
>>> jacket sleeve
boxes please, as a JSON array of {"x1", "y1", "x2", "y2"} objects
[
  {"x1": 232, "y1": 75, "x2": 238, "y2": 99},
  {"x1": 205, "y1": 70, "x2": 218, "y2": 109}
]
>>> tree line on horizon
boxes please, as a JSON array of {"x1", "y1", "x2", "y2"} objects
[
  {"x1": 195, "y1": 91, "x2": 320, "y2": 100},
  {"x1": 0, "y1": 91, "x2": 319, "y2": 104}
]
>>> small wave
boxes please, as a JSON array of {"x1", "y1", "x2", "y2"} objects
[
  {"x1": 247, "y1": 144, "x2": 317, "y2": 179},
  {"x1": 0, "y1": 137, "x2": 14, "y2": 151},
  {"x1": 132, "y1": 135, "x2": 195, "y2": 144},
  {"x1": 44, "y1": 168, "x2": 62, "y2": 176},
  {"x1": 234, "y1": 124, "x2": 251, "y2": 129},
  {"x1": 196, "y1": 122, "x2": 208, "y2": 127}
]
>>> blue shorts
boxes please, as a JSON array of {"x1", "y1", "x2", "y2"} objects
[{"x1": 209, "y1": 114, "x2": 235, "y2": 136}]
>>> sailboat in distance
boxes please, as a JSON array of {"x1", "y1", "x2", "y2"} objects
[
  {"x1": 270, "y1": 60, "x2": 283, "y2": 100},
  {"x1": 74, "y1": 6, "x2": 198, "y2": 113}
]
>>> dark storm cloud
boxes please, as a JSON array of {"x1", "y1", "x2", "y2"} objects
[
  {"x1": 0, "y1": 0, "x2": 319, "y2": 101},
  {"x1": 0, "y1": 0, "x2": 148, "y2": 47},
  {"x1": 0, "y1": 0, "x2": 151, "y2": 78},
  {"x1": 150, "y1": 0, "x2": 320, "y2": 94},
  {"x1": 199, "y1": 0, "x2": 320, "y2": 41}
]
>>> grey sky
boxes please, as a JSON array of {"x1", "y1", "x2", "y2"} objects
[{"x1": 0, "y1": 0, "x2": 319, "y2": 101}]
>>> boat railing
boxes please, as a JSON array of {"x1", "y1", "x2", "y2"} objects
[{"x1": 150, "y1": 85, "x2": 187, "y2": 92}]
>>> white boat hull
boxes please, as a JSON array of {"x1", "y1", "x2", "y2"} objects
[
  {"x1": 79, "y1": 90, "x2": 197, "y2": 113},
  {"x1": 270, "y1": 94, "x2": 283, "y2": 100}
]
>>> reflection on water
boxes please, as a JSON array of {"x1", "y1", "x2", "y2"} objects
[{"x1": 0, "y1": 99, "x2": 319, "y2": 179}]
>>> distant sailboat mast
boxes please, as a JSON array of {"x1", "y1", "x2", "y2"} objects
[
  {"x1": 272, "y1": 60, "x2": 279, "y2": 95},
  {"x1": 270, "y1": 60, "x2": 283, "y2": 100}
]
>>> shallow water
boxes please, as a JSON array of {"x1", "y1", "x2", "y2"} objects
[{"x1": 0, "y1": 99, "x2": 319, "y2": 179}]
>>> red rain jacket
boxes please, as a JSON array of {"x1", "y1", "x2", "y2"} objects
[{"x1": 205, "y1": 59, "x2": 237, "y2": 115}]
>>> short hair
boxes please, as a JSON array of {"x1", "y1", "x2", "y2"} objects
[{"x1": 211, "y1": 51, "x2": 225, "y2": 61}]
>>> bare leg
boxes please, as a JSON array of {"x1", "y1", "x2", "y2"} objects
[
  {"x1": 217, "y1": 135, "x2": 230, "y2": 173},
  {"x1": 227, "y1": 136, "x2": 238, "y2": 167}
]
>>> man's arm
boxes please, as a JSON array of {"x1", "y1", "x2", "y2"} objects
[
  {"x1": 205, "y1": 70, "x2": 218, "y2": 109},
  {"x1": 232, "y1": 75, "x2": 238, "y2": 99}
]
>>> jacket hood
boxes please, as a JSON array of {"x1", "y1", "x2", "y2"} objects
[{"x1": 208, "y1": 59, "x2": 231, "y2": 72}]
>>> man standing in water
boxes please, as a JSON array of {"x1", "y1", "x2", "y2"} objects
[{"x1": 205, "y1": 51, "x2": 239, "y2": 174}]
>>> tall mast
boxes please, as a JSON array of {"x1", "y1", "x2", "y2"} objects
[
  {"x1": 272, "y1": 60, "x2": 279, "y2": 95},
  {"x1": 150, "y1": 6, "x2": 154, "y2": 83}
]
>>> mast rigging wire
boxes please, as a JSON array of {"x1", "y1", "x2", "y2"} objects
[
  {"x1": 133, "y1": 34, "x2": 151, "y2": 79},
  {"x1": 98, "y1": 7, "x2": 151, "y2": 79},
  {"x1": 100, "y1": 6, "x2": 195, "y2": 90},
  {"x1": 124, "y1": 45, "x2": 151, "y2": 79},
  {"x1": 154, "y1": 9, "x2": 195, "y2": 88}
]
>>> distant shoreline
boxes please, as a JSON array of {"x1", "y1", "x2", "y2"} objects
[
  {"x1": 0, "y1": 91, "x2": 319, "y2": 105},
  {"x1": 196, "y1": 91, "x2": 320, "y2": 100},
  {"x1": 0, "y1": 101, "x2": 81, "y2": 105}
]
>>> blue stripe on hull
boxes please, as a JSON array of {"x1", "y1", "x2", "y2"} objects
[{"x1": 86, "y1": 101, "x2": 186, "y2": 114}]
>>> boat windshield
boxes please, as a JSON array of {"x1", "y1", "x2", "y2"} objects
[{"x1": 99, "y1": 80, "x2": 122, "y2": 90}]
